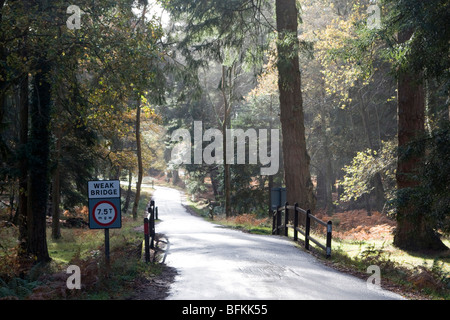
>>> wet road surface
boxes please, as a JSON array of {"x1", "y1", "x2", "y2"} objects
[{"x1": 153, "y1": 186, "x2": 404, "y2": 300}]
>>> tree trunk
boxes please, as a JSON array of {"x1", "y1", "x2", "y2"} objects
[
  {"x1": 132, "y1": 98, "x2": 143, "y2": 220},
  {"x1": 0, "y1": 0, "x2": 6, "y2": 128},
  {"x1": 320, "y1": 113, "x2": 334, "y2": 215},
  {"x1": 209, "y1": 167, "x2": 220, "y2": 198},
  {"x1": 51, "y1": 165, "x2": 61, "y2": 240},
  {"x1": 17, "y1": 73, "x2": 29, "y2": 251},
  {"x1": 267, "y1": 97, "x2": 274, "y2": 216},
  {"x1": 131, "y1": 3, "x2": 148, "y2": 220},
  {"x1": 51, "y1": 126, "x2": 62, "y2": 240},
  {"x1": 357, "y1": 89, "x2": 385, "y2": 212},
  {"x1": 172, "y1": 169, "x2": 179, "y2": 185},
  {"x1": 27, "y1": 58, "x2": 51, "y2": 262},
  {"x1": 447, "y1": 94, "x2": 450, "y2": 121},
  {"x1": 221, "y1": 66, "x2": 231, "y2": 217},
  {"x1": 393, "y1": 29, "x2": 447, "y2": 251},
  {"x1": 275, "y1": 0, "x2": 315, "y2": 216},
  {"x1": 122, "y1": 169, "x2": 132, "y2": 214}
]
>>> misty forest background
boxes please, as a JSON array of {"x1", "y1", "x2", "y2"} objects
[{"x1": 0, "y1": 0, "x2": 449, "y2": 299}]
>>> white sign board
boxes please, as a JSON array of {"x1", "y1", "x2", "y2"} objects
[
  {"x1": 88, "y1": 180, "x2": 121, "y2": 229},
  {"x1": 88, "y1": 180, "x2": 120, "y2": 199}
]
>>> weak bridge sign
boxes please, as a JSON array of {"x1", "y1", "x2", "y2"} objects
[{"x1": 88, "y1": 180, "x2": 121, "y2": 229}]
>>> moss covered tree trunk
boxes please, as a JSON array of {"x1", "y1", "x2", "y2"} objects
[{"x1": 393, "y1": 30, "x2": 447, "y2": 252}]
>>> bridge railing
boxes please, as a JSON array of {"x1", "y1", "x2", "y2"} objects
[
  {"x1": 144, "y1": 200, "x2": 156, "y2": 262},
  {"x1": 272, "y1": 202, "x2": 332, "y2": 258}
]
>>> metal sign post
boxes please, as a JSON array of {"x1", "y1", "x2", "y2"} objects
[
  {"x1": 105, "y1": 228, "x2": 110, "y2": 268},
  {"x1": 88, "y1": 180, "x2": 121, "y2": 268}
]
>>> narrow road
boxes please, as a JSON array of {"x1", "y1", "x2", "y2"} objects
[{"x1": 153, "y1": 186, "x2": 404, "y2": 300}]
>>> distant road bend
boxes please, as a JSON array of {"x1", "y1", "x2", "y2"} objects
[{"x1": 152, "y1": 186, "x2": 404, "y2": 300}]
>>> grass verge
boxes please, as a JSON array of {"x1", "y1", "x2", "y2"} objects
[
  {"x1": 184, "y1": 199, "x2": 272, "y2": 235},
  {"x1": 284, "y1": 228, "x2": 449, "y2": 300},
  {"x1": 0, "y1": 189, "x2": 162, "y2": 300}
]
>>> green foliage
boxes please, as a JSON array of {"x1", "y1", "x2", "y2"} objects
[
  {"x1": 380, "y1": 0, "x2": 450, "y2": 84},
  {"x1": 421, "y1": 127, "x2": 450, "y2": 233},
  {"x1": 159, "y1": 0, "x2": 282, "y2": 217},
  {"x1": 0, "y1": 277, "x2": 41, "y2": 300},
  {"x1": 185, "y1": 170, "x2": 208, "y2": 196},
  {"x1": 0, "y1": 0, "x2": 167, "y2": 209},
  {"x1": 160, "y1": 0, "x2": 272, "y2": 67},
  {"x1": 230, "y1": 166, "x2": 265, "y2": 214},
  {"x1": 339, "y1": 140, "x2": 396, "y2": 204},
  {"x1": 398, "y1": 123, "x2": 450, "y2": 234}
]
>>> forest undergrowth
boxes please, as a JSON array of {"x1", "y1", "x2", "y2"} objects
[
  {"x1": 316, "y1": 209, "x2": 450, "y2": 300},
  {"x1": 0, "y1": 191, "x2": 164, "y2": 300}
]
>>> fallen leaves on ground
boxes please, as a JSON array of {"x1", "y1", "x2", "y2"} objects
[{"x1": 315, "y1": 210, "x2": 396, "y2": 241}]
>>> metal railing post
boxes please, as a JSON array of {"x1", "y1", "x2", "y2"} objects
[
  {"x1": 268, "y1": 193, "x2": 332, "y2": 257},
  {"x1": 326, "y1": 221, "x2": 332, "y2": 258},
  {"x1": 293, "y1": 203, "x2": 298, "y2": 241},
  {"x1": 284, "y1": 202, "x2": 289, "y2": 236},
  {"x1": 305, "y1": 209, "x2": 311, "y2": 251},
  {"x1": 272, "y1": 210, "x2": 276, "y2": 235},
  {"x1": 276, "y1": 206, "x2": 281, "y2": 235},
  {"x1": 148, "y1": 205, "x2": 155, "y2": 249}
]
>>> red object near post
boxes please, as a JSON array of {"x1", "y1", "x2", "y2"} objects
[
  {"x1": 144, "y1": 217, "x2": 150, "y2": 262},
  {"x1": 144, "y1": 218, "x2": 149, "y2": 235}
]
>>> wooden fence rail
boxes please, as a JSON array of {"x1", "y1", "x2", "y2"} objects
[{"x1": 272, "y1": 202, "x2": 332, "y2": 258}]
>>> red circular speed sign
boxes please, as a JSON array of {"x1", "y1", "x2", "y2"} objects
[{"x1": 92, "y1": 200, "x2": 118, "y2": 227}]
